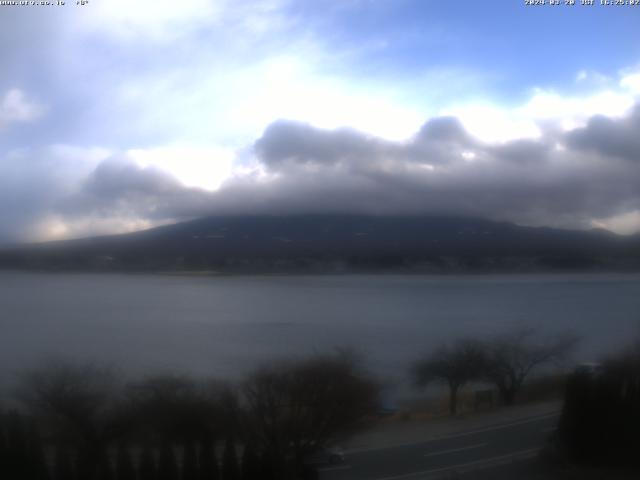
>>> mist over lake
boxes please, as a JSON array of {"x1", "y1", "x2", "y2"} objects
[{"x1": 1, "y1": 272, "x2": 638, "y2": 391}]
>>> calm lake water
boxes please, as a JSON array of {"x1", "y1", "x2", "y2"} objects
[{"x1": 1, "y1": 271, "x2": 639, "y2": 389}]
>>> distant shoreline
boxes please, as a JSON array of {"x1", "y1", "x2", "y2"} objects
[{"x1": 3, "y1": 267, "x2": 640, "y2": 278}]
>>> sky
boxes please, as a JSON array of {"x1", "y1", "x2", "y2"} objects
[{"x1": 0, "y1": 0, "x2": 639, "y2": 243}]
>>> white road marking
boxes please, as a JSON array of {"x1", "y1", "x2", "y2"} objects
[
  {"x1": 424, "y1": 442, "x2": 487, "y2": 457},
  {"x1": 346, "y1": 412, "x2": 559, "y2": 454},
  {"x1": 318, "y1": 464, "x2": 352, "y2": 472},
  {"x1": 373, "y1": 448, "x2": 539, "y2": 480}
]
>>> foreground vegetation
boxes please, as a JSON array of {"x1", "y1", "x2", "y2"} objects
[
  {"x1": 412, "y1": 328, "x2": 578, "y2": 415},
  {"x1": 556, "y1": 342, "x2": 640, "y2": 469},
  {"x1": 2, "y1": 329, "x2": 637, "y2": 478},
  {"x1": 0, "y1": 352, "x2": 378, "y2": 480}
]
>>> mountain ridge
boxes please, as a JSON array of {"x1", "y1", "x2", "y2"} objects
[{"x1": 1, "y1": 214, "x2": 639, "y2": 273}]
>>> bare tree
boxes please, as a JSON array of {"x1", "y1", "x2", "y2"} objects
[
  {"x1": 241, "y1": 353, "x2": 379, "y2": 479},
  {"x1": 413, "y1": 339, "x2": 486, "y2": 415},
  {"x1": 115, "y1": 442, "x2": 135, "y2": 480},
  {"x1": 482, "y1": 328, "x2": 578, "y2": 405},
  {"x1": 198, "y1": 438, "x2": 220, "y2": 480},
  {"x1": 124, "y1": 374, "x2": 229, "y2": 443},
  {"x1": 182, "y1": 440, "x2": 198, "y2": 480},
  {"x1": 2, "y1": 410, "x2": 49, "y2": 480},
  {"x1": 222, "y1": 436, "x2": 240, "y2": 480},
  {"x1": 18, "y1": 359, "x2": 127, "y2": 480}
]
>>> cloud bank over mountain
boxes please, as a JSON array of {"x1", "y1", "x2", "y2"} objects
[
  {"x1": 0, "y1": 1, "x2": 639, "y2": 242},
  {"x1": 2, "y1": 101, "x2": 633, "y2": 243}
]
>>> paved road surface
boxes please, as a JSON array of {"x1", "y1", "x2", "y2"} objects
[{"x1": 319, "y1": 412, "x2": 559, "y2": 480}]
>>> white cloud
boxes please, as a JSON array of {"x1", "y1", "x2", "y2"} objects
[
  {"x1": 76, "y1": 0, "x2": 292, "y2": 44},
  {"x1": 621, "y1": 71, "x2": 640, "y2": 95},
  {"x1": 79, "y1": 0, "x2": 224, "y2": 41},
  {"x1": 575, "y1": 69, "x2": 611, "y2": 85},
  {"x1": 107, "y1": 51, "x2": 425, "y2": 151},
  {"x1": 0, "y1": 89, "x2": 44, "y2": 128},
  {"x1": 576, "y1": 70, "x2": 588, "y2": 82},
  {"x1": 442, "y1": 103, "x2": 541, "y2": 143},
  {"x1": 128, "y1": 145, "x2": 236, "y2": 191},
  {"x1": 232, "y1": 56, "x2": 424, "y2": 142},
  {"x1": 522, "y1": 89, "x2": 634, "y2": 124},
  {"x1": 441, "y1": 70, "x2": 639, "y2": 144}
]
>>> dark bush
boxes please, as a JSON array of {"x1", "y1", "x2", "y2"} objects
[
  {"x1": 222, "y1": 437, "x2": 240, "y2": 480},
  {"x1": 138, "y1": 444, "x2": 157, "y2": 480},
  {"x1": 115, "y1": 443, "x2": 136, "y2": 480},
  {"x1": 0, "y1": 352, "x2": 376, "y2": 480},
  {"x1": 558, "y1": 346, "x2": 640, "y2": 467},
  {"x1": 53, "y1": 445, "x2": 75, "y2": 480},
  {"x1": 198, "y1": 439, "x2": 219, "y2": 480},
  {"x1": 182, "y1": 441, "x2": 198, "y2": 480},
  {"x1": 157, "y1": 442, "x2": 179, "y2": 480},
  {"x1": 240, "y1": 440, "x2": 261, "y2": 480}
]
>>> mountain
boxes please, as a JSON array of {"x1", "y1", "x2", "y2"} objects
[{"x1": 1, "y1": 214, "x2": 639, "y2": 273}]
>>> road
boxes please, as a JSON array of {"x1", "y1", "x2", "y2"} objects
[{"x1": 319, "y1": 412, "x2": 559, "y2": 480}]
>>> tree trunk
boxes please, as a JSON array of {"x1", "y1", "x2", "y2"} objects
[
  {"x1": 449, "y1": 384, "x2": 459, "y2": 416},
  {"x1": 501, "y1": 387, "x2": 517, "y2": 406},
  {"x1": 77, "y1": 443, "x2": 102, "y2": 480}
]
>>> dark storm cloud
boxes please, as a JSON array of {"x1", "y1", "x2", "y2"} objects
[
  {"x1": 254, "y1": 116, "x2": 474, "y2": 173},
  {"x1": 228, "y1": 107, "x2": 640, "y2": 229},
  {"x1": 85, "y1": 158, "x2": 182, "y2": 197},
  {"x1": 254, "y1": 119, "x2": 397, "y2": 168},
  {"x1": 0, "y1": 145, "x2": 103, "y2": 243},
  {"x1": 58, "y1": 105, "x2": 640, "y2": 234},
  {"x1": 407, "y1": 117, "x2": 478, "y2": 166},
  {"x1": 567, "y1": 105, "x2": 640, "y2": 162},
  {"x1": 489, "y1": 139, "x2": 552, "y2": 165},
  {"x1": 414, "y1": 117, "x2": 473, "y2": 145},
  {"x1": 61, "y1": 156, "x2": 215, "y2": 223},
  {"x1": 3, "y1": 105, "x2": 640, "y2": 243}
]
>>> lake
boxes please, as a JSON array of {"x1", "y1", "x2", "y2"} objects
[{"x1": 1, "y1": 271, "x2": 639, "y2": 391}]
